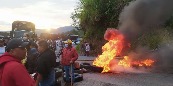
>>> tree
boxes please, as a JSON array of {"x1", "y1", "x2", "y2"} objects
[{"x1": 71, "y1": 0, "x2": 132, "y2": 55}]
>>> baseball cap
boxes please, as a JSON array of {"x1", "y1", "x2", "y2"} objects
[{"x1": 6, "y1": 38, "x2": 29, "y2": 51}]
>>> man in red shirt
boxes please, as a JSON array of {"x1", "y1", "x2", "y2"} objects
[
  {"x1": 0, "y1": 38, "x2": 35, "y2": 86},
  {"x1": 61, "y1": 39, "x2": 78, "y2": 85}
]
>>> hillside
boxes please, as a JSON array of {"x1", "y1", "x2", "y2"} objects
[{"x1": 35, "y1": 26, "x2": 76, "y2": 36}]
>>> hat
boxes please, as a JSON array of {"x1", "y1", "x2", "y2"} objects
[
  {"x1": 67, "y1": 39, "x2": 72, "y2": 44},
  {"x1": 6, "y1": 38, "x2": 29, "y2": 51}
]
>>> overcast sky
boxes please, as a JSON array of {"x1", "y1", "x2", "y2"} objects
[{"x1": 0, "y1": 0, "x2": 79, "y2": 31}]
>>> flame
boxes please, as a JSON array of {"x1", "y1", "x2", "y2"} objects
[
  {"x1": 93, "y1": 29, "x2": 155, "y2": 73},
  {"x1": 93, "y1": 40, "x2": 123, "y2": 73},
  {"x1": 133, "y1": 59, "x2": 155, "y2": 67},
  {"x1": 119, "y1": 56, "x2": 155, "y2": 67},
  {"x1": 118, "y1": 56, "x2": 131, "y2": 67}
]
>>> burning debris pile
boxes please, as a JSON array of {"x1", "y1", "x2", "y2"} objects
[
  {"x1": 93, "y1": 29, "x2": 155, "y2": 73},
  {"x1": 93, "y1": 0, "x2": 173, "y2": 73}
]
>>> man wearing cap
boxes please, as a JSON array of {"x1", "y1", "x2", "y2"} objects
[
  {"x1": 0, "y1": 38, "x2": 35, "y2": 86},
  {"x1": 36, "y1": 40, "x2": 56, "y2": 86},
  {"x1": 61, "y1": 39, "x2": 78, "y2": 85}
]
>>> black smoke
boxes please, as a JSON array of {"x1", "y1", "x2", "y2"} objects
[
  {"x1": 119, "y1": 0, "x2": 173, "y2": 41},
  {"x1": 118, "y1": 0, "x2": 173, "y2": 73}
]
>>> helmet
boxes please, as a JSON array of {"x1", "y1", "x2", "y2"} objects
[{"x1": 67, "y1": 39, "x2": 72, "y2": 44}]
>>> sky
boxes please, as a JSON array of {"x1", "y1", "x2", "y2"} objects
[{"x1": 0, "y1": 0, "x2": 79, "y2": 31}]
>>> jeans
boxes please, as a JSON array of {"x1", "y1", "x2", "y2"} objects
[
  {"x1": 39, "y1": 69, "x2": 55, "y2": 86},
  {"x1": 64, "y1": 65, "x2": 75, "y2": 82}
]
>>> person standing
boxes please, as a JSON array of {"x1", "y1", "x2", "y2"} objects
[
  {"x1": 80, "y1": 42, "x2": 86, "y2": 56},
  {"x1": 0, "y1": 38, "x2": 35, "y2": 86},
  {"x1": 36, "y1": 40, "x2": 56, "y2": 86},
  {"x1": 25, "y1": 42, "x2": 38, "y2": 74},
  {"x1": 23, "y1": 33, "x2": 30, "y2": 42},
  {"x1": 85, "y1": 43, "x2": 90, "y2": 57},
  {"x1": 0, "y1": 39, "x2": 5, "y2": 56},
  {"x1": 61, "y1": 39, "x2": 78, "y2": 85}
]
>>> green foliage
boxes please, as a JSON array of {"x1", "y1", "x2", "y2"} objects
[
  {"x1": 165, "y1": 15, "x2": 173, "y2": 28},
  {"x1": 72, "y1": 0, "x2": 132, "y2": 33},
  {"x1": 130, "y1": 28, "x2": 173, "y2": 50},
  {"x1": 129, "y1": 13, "x2": 173, "y2": 51},
  {"x1": 71, "y1": 0, "x2": 133, "y2": 56},
  {"x1": 75, "y1": 44, "x2": 80, "y2": 53},
  {"x1": 138, "y1": 31, "x2": 161, "y2": 49}
]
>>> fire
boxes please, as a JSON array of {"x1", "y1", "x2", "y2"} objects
[
  {"x1": 93, "y1": 29, "x2": 155, "y2": 73},
  {"x1": 119, "y1": 56, "x2": 155, "y2": 67},
  {"x1": 93, "y1": 40, "x2": 123, "y2": 72},
  {"x1": 118, "y1": 56, "x2": 131, "y2": 67},
  {"x1": 132, "y1": 59, "x2": 155, "y2": 67}
]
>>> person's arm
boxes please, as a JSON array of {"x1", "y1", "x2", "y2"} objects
[
  {"x1": 87, "y1": 45, "x2": 90, "y2": 51},
  {"x1": 60, "y1": 49, "x2": 65, "y2": 64},
  {"x1": 35, "y1": 73, "x2": 42, "y2": 86},
  {"x1": 35, "y1": 55, "x2": 45, "y2": 85},
  {"x1": 71, "y1": 48, "x2": 78, "y2": 63}
]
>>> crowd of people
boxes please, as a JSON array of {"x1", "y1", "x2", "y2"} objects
[{"x1": 0, "y1": 33, "x2": 79, "y2": 86}]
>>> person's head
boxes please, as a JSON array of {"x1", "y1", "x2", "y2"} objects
[
  {"x1": 23, "y1": 33, "x2": 29, "y2": 40},
  {"x1": 6, "y1": 38, "x2": 29, "y2": 61},
  {"x1": 37, "y1": 40, "x2": 48, "y2": 53},
  {"x1": 67, "y1": 39, "x2": 72, "y2": 47},
  {"x1": 30, "y1": 41, "x2": 38, "y2": 49},
  {"x1": 0, "y1": 39, "x2": 4, "y2": 47}
]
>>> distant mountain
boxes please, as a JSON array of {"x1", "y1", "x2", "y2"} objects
[
  {"x1": 57, "y1": 26, "x2": 76, "y2": 33},
  {"x1": 35, "y1": 26, "x2": 76, "y2": 36}
]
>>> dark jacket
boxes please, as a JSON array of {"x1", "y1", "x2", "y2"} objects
[
  {"x1": 26, "y1": 52, "x2": 39, "y2": 74},
  {"x1": 25, "y1": 47, "x2": 38, "y2": 74},
  {"x1": 36, "y1": 49, "x2": 56, "y2": 79}
]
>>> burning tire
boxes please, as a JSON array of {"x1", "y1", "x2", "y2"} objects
[
  {"x1": 74, "y1": 69, "x2": 83, "y2": 74},
  {"x1": 90, "y1": 66, "x2": 103, "y2": 73},
  {"x1": 80, "y1": 63, "x2": 103, "y2": 73},
  {"x1": 80, "y1": 63, "x2": 92, "y2": 73},
  {"x1": 74, "y1": 73, "x2": 83, "y2": 82}
]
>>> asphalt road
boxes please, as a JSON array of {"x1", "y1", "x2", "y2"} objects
[{"x1": 74, "y1": 72, "x2": 173, "y2": 86}]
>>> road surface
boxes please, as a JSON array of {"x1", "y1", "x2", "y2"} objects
[
  {"x1": 74, "y1": 56, "x2": 173, "y2": 86},
  {"x1": 74, "y1": 72, "x2": 173, "y2": 86}
]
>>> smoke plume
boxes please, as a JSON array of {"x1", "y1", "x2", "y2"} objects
[
  {"x1": 119, "y1": 0, "x2": 173, "y2": 40},
  {"x1": 153, "y1": 42, "x2": 173, "y2": 73},
  {"x1": 117, "y1": 0, "x2": 173, "y2": 73}
]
